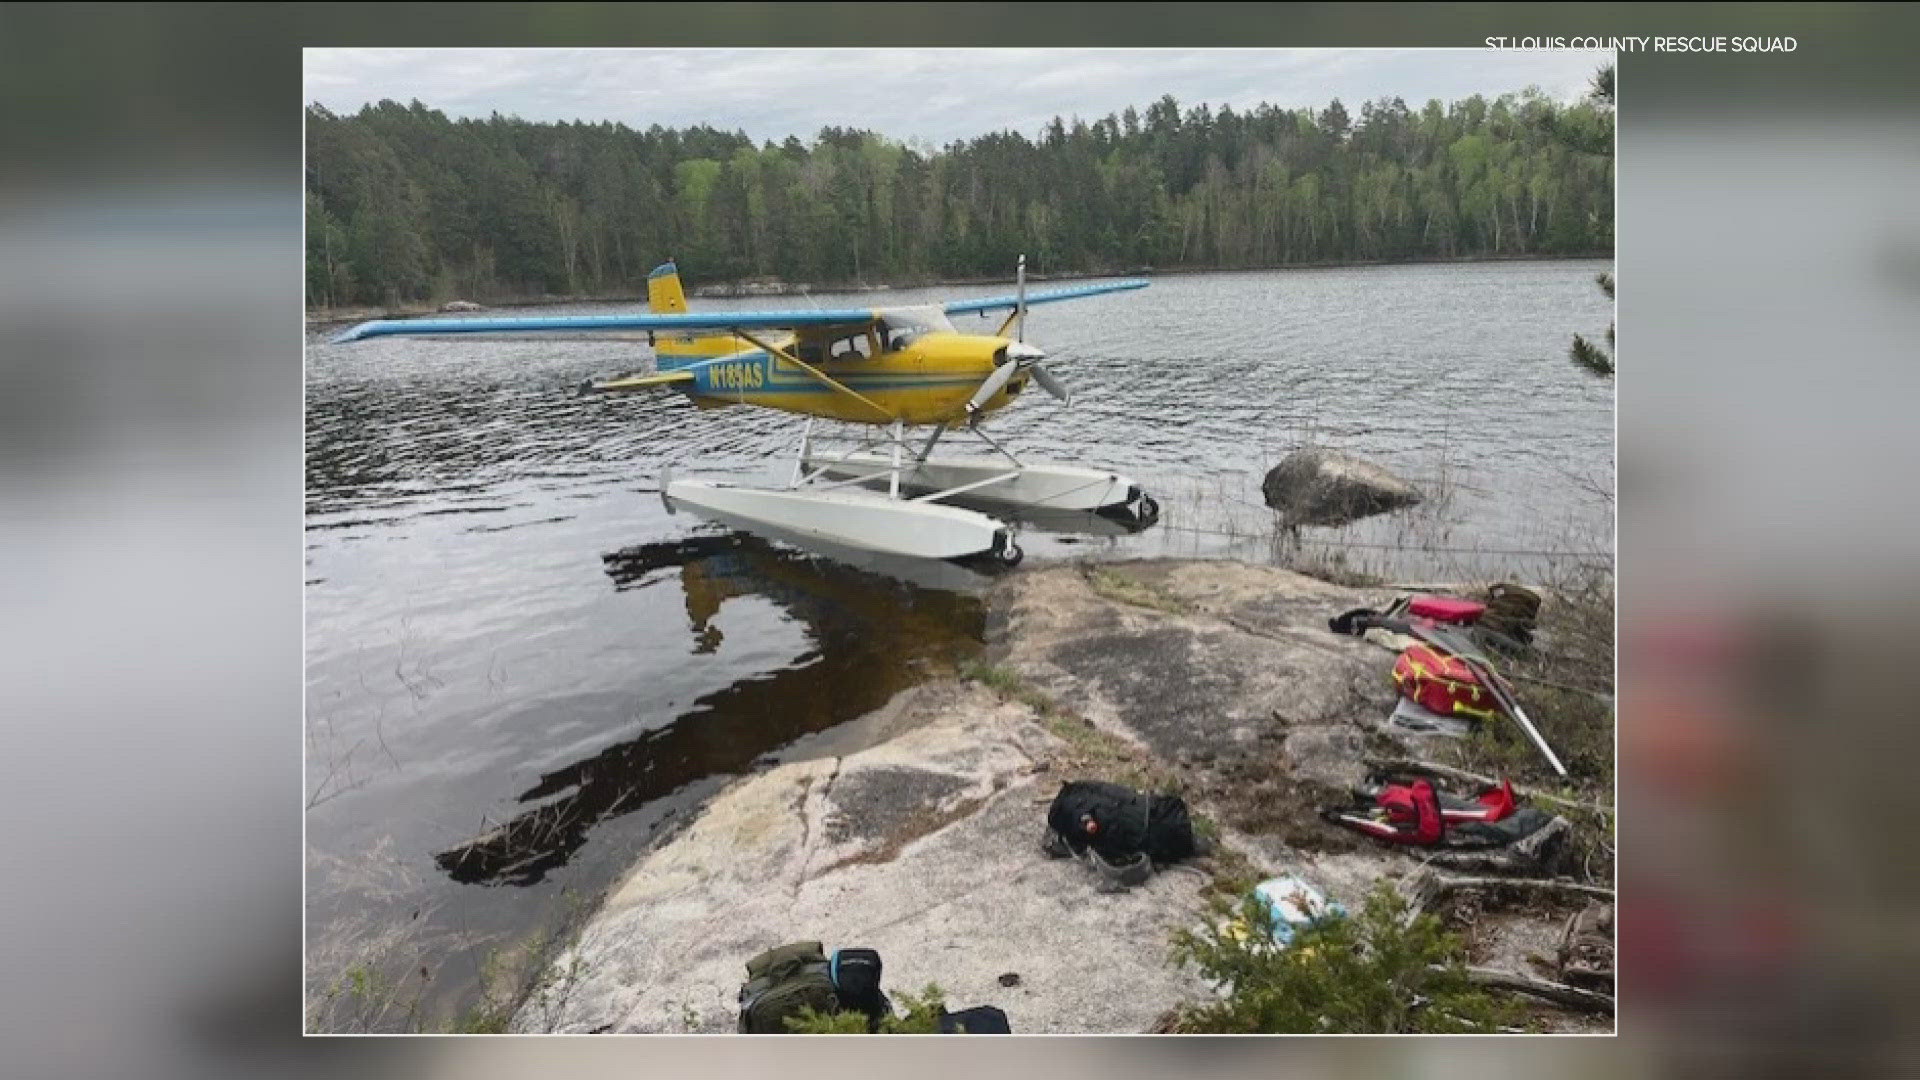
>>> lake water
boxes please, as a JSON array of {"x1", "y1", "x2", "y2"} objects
[{"x1": 303, "y1": 259, "x2": 1613, "y2": 1028}]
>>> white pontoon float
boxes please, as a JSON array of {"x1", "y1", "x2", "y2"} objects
[{"x1": 664, "y1": 418, "x2": 1157, "y2": 564}]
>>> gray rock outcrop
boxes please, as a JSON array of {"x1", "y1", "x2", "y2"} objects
[
  {"x1": 517, "y1": 561, "x2": 1608, "y2": 1034},
  {"x1": 515, "y1": 679, "x2": 1219, "y2": 1034},
  {"x1": 1261, "y1": 448, "x2": 1422, "y2": 525}
]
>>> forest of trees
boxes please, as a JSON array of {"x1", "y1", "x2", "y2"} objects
[{"x1": 305, "y1": 85, "x2": 1613, "y2": 308}]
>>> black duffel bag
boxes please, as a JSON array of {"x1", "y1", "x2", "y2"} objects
[
  {"x1": 937, "y1": 1005, "x2": 1012, "y2": 1033},
  {"x1": 1045, "y1": 780, "x2": 1196, "y2": 865}
]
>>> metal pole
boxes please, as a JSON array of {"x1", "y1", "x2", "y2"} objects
[
  {"x1": 1468, "y1": 657, "x2": 1569, "y2": 777},
  {"x1": 1397, "y1": 620, "x2": 1570, "y2": 778},
  {"x1": 888, "y1": 420, "x2": 903, "y2": 499},
  {"x1": 789, "y1": 418, "x2": 815, "y2": 489},
  {"x1": 916, "y1": 423, "x2": 946, "y2": 463}
]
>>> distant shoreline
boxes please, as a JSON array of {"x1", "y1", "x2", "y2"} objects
[{"x1": 304, "y1": 252, "x2": 1614, "y2": 328}]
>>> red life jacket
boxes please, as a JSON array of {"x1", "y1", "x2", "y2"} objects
[
  {"x1": 1441, "y1": 778, "x2": 1517, "y2": 823},
  {"x1": 1325, "y1": 777, "x2": 1528, "y2": 848},
  {"x1": 1370, "y1": 779, "x2": 1444, "y2": 845}
]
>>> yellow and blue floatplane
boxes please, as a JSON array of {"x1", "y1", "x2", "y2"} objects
[{"x1": 332, "y1": 257, "x2": 1155, "y2": 562}]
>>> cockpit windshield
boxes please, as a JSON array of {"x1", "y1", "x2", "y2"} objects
[{"x1": 879, "y1": 305, "x2": 957, "y2": 349}]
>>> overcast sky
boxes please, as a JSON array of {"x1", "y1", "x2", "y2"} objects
[{"x1": 305, "y1": 48, "x2": 1609, "y2": 147}]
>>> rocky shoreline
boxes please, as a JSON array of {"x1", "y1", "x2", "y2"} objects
[{"x1": 515, "y1": 560, "x2": 1613, "y2": 1034}]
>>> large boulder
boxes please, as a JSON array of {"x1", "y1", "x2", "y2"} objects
[{"x1": 1261, "y1": 449, "x2": 1422, "y2": 525}]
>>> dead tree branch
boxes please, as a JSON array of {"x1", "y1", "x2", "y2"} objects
[{"x1": 1463, "y1": 966, "x2": 1614, "y2": 1015}]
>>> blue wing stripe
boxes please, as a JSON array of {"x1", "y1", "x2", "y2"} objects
[
  {"x1": 330, "y1": 308, "x2": 878, "y2": 344},
  {"x1": 943, "y1": 278, "x2": 1148, "y2": 317}
]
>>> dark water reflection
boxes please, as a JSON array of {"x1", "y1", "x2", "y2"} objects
[
  {"x1": 432, "y1": 535, "x2": 983, "y2": 887},
  {"x1": 303, "y1": 260, "x2": 1613, "y2": 1028}
]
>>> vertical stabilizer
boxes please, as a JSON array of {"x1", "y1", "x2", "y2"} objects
[
  {"x1": 647, "y1": 261, "x2": 688, "y2": 314},
  {"x1": 644, "y1": 260, "x2": 758, "y2": 371}
]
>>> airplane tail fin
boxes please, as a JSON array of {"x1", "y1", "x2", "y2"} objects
[
  {"x1": 646, "y1": 260, "x2": 751, "y2": 371},
  {"x1": 647, "y1": 261, "x2": 688, "y2": 314}
]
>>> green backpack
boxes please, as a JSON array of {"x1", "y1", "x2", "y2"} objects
[{"x1": 737, "y1": 941, "x2": 840, "y2": 1033}]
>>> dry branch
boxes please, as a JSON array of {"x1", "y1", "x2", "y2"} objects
[
  {"x1": 1419, "y1": 874, "x2": 1614, "y2": 903},
  {"x1": 1463, "y1": 966, "x2": 1615, "y2": 1015},
  {"x1": 1399, "y1": 868, "x2": 1615, "y2": 927}
]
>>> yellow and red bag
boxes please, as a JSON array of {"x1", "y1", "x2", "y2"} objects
[{"x1": 1391, "y1": 642, "x2": 1504, "y2": 722}]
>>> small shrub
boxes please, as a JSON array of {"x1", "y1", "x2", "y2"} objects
[
  {"x1": 783, "y1": 1007, "x2": 876, "y2": 1034},
  {"x1": 1190, "y1": 812, "x2": 1220, "y2": 845},
  {"x1": 1170, "y1": 881, "x2": 1511, "y2": 1033},
  {"x1": 785, "y1": 984, "x2": 949, "y2": 1034}
]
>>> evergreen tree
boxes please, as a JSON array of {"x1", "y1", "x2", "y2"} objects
[
  {"x1": 1171, "y1": 882, "x2": 1513, "y2": 1034},
  {"x1": 1570, "y1": 271, "x2": 1616, "y2": 376},
  {"x1": 1566, "y1": 64, "x2": 1616, "y2": 377}
]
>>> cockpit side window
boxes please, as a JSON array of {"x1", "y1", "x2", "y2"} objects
[{"x1": 828, "y1": 332, "x2": 871, "y2": 361}]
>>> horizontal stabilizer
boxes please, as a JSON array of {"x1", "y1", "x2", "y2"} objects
[{"x1": 582, "y1": 370, "x2": 696, "y2": 394}]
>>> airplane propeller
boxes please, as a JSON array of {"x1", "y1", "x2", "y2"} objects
[
  {"x1": 1029, "y1": 362, "x2": 1070, "y2": 402},
  {"x1": 1015, "y1": 252, "x2": 1028, "y2": 343},
  {"x1": 965, "y1": 357, "x2": 1021, "y2": 415},
  {"x1": 966, "y1": 254, "x2": 1071, "y2": 418}
]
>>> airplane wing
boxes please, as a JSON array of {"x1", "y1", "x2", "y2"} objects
[
  {"x1": 330, "y1": 277, "x2": 1149, "y2": 344},
  {"x1": 330, "y1": 307, "x2": 880, "y2": 345},
  {"x1": 942, "y1": 278, "x2": 1148, "y2": 317}
]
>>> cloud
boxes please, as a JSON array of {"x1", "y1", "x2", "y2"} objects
[{"x1": 304, "y1": 47, "x2": 1608, "y2": 145}]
